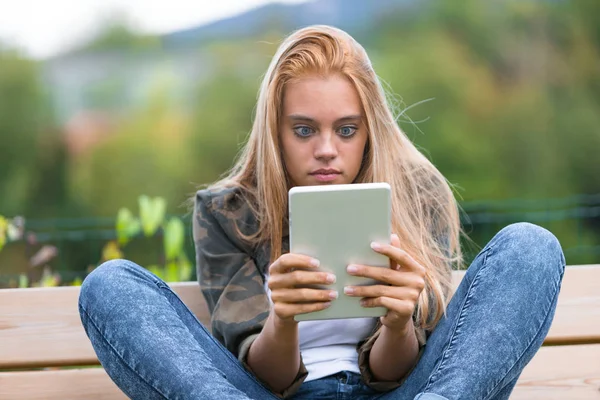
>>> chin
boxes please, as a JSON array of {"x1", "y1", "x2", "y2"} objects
[{"x1": 309, "y1": 176, "x2": 345, "y2": 185}]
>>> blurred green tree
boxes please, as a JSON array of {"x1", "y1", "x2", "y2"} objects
[
  {"x1": 79, "y1": 12, "x2": 161, "y2": 53},
  {"x1": 0, "y1": 45, "x2": 55, "y2": 216}
]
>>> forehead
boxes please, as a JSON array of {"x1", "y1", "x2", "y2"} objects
[{"x1": 282, "y1": 74, "x2": 363, "y2": 120}]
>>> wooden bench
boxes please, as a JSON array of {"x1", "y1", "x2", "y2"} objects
[{"x1": 1, "y1": 265, "x2": 599, "y2": 399}]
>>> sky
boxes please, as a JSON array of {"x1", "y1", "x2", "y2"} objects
[{"x1": 0, "y1": 0, "x2": 309, "y2": 59}]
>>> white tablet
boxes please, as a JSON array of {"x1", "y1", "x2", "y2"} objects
[{"x1": 289, "y1": 182, "x2": 391, "y2": 321}]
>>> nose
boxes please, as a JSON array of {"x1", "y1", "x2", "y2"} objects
[{"x1": 314, "y1": 132, "x2": 338, "y2": 161}]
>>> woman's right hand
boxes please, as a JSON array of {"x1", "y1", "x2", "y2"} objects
[{"x1": 267, "y1": 253, "x2": 338, "y2": 323}]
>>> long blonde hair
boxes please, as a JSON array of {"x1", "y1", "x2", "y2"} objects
[{"x1": 209, "y1": 25, "x2": 463, "y2": 330}]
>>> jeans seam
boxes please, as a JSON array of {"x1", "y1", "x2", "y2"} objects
[
  {"x1": 482, "y1": 258, "x2": 566, "y2": 400},
  {"x1": 422, "y1": 246, "x2": 494, "y2": 393},
  {"x1": 79, "y1": 304, "x2": 170, "y2": 400},
  {"x1": 155, "y1": 282, "x2": 280, "y2": 400},
  {"x1": 422, "y1": 244, "x2": 564, "y2": 400}
]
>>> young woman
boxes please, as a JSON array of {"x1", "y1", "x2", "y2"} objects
[{"x1": 79, "y1": 25, "x2": 565, "y2": 400}]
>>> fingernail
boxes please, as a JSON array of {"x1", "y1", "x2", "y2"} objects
[
  {"x1": 344, "y1": 286, "x2": 355, "y2": 295},
  {"x1": 310, "y1": 258, "x2": 320, "y2": 267},
  {"x1": 323, "y1": 301, "x2": 332, "y2": 308},
  {"x1": 392, "y1": 234, "x2": 399, "y2": 241},
  {"x1": 360, "y1": 299, "x2": 368, "y2": 307},
  {"x1": 347, "y1": 265, "x2": 358, "y2": 274},
  {"x1": 329, "y1": 291, "x2": 339, "y2": 299},
  {"x1": 326, "y1": 273, "x2": 336, "y2": 283},
  {"x1": 370, "y1": 242, "x2": 382, "y2": 251}
]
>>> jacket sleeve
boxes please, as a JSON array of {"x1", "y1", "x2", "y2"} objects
[
  {"x1": 355, "y1": 182, "x2": 450, "y2": 391},
  {"x1": 356, "y1": 227, "x2": 453, "y2": 391},
  {"x1": 193, "y1": 189, "x2": 308, "y2": 398},
  {"x1": 356, "y1": 320, "x2": 427, "y2": 391}
]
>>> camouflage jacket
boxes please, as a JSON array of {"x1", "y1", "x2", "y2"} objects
[{"x1": 193, "y1": 187, "x2": 427, "y2": 398}]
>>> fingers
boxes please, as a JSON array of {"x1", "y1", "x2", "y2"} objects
[
  {"x1": 390, "y1": 233, "x2": 401, "y2": 248},
  {"x1": 273, "y1": 301, "x2": 332, "y2": 320},
  {"x1": 268, "y1": 253, "x2": 335, "y2": 321},
  {"x1": 268, "y1": 269, "x2": 336, "y2": 290},
  {"x1": 346, "y1": 264, "x2": 424, "y2": 290},
  {"x1": 370, "y1": 240, "x2": 426, "y2": 276},
  {"x1": 268, "y1": 253, "x2": 320, "y2": 275},
  {"x1": 343, "y1": 284, "x2": 420, "y2": 303},
  {"x1": 270, "y1": 287, "x2": 339, "y2": 303},
  {"x1": 346, "y1": 235, "x2": 426, "y2": 293},
  {"x1": 360, "y1": 296, "x2": 415, "y2": 317}
]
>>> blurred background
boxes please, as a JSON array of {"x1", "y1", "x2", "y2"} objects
[{"x1": 0, "y1": 0, "x2": 598, "y2": 288}]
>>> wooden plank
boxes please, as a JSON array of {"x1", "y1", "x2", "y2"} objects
[
  {"x1": 0, "y1": 282, "x2": 210, "y2": 369},
  {"x1": 0, "y1": 265, "x2": 598, "y2": 369},
  {"x1": 511, "y1": 344, "x2": 600, "y2": 399},
  {"x1": 452, "y1": 265, "x2": 600, "y2": 346},
  {"x1": 0, "y1": 368, "x2": 127, "y2": 400},
  {"x1": 0, "y1": 346, "x2": 598, "y2": 400}
]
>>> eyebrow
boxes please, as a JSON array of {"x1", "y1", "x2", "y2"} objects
[{"x1": 287, "y1": 114, "x2": 363, "y2": 124}]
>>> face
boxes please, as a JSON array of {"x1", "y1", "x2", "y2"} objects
[{"x1": 279, "y1": 74, "x2": 368, "y2": 187}]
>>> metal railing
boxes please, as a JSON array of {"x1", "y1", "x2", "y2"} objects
[{"x1": 1, "y1": 194, "x2": 599, "y2": 285}]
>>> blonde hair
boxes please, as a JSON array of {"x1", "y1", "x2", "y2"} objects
[{"x1": 209, "y1": 25, "x2": 463, "y2": 331}]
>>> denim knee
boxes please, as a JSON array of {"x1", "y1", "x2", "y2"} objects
[
  {"x1": 79, "y1": 259, "x2": 145, "y2": 312},
  {"x1": 489, "y1": 222, "x2": 565, "y2": 278}
]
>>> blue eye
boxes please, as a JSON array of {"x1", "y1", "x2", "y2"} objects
[
  {"x1": 339, "y1": 126, "x2": 357, "y2": 137},
  {"x1": 293, "y1": 126, "x2": 314, "y2": 138}
]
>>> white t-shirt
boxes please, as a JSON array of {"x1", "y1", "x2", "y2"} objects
[
  {"x1": 264, "y1": 280, "x2": 377, "y2": 381},
  {"x1": 298, "y1": 317, "x2": 377, "y2": 381}
]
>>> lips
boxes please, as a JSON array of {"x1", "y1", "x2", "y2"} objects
[
  {"x1": 310, "y1": 169, "x2": 340, "y2": 174},
  {"x1": 309, "y1": 169, "x2": 341, "y2": 182}
]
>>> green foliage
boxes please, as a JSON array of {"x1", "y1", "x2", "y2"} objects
[
  {"x1": 69, "y1": 81, "x2": 193, "y2": 216},
  {"x1": 0, "y1": 46, "x2": 52, "y2": 216},
  {"x1": 116, "y1": 208, "x2": 141, "y2": 245},
  {"x1": 1, "y1": 2, "x2": 599, "y2": 273},
  {"x1": 18, "y1": 274, "x2": 28, "y2": 288},
  {"x1": 71, "y1": 276, "x2": 83, "y2": 286},
  {"x1": 43, "y1": 3, "x2": 600, "y2": 214},
  {"x1": 0, "y1": 216, "x2": 6, "y2": 252},
  {"x1": 366, "y1": 1, "x2": 600, "y2": 204},
  {"x1": 78, "y1": 12, "x2": 162, "y2": 53},
  {"x1": 101, "y1": 196, "x2": 192, "y2": 282},
  {"x1": 163, "y1": 217, "x2": 185, "y2": 261},
  {"x1": 138, "y1": 195, "x2": 167, "y2": 237},
  {"x1": 37, "y1": 267, "x2": 61, "y2": 287},
  {"x1": 0, "y1": 215, "x2": 24, "y2": 253},
  {"x1": 0, "y1": 215, "x2": 52, "y2": 288}
]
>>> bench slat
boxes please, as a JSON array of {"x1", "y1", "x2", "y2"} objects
[
  {"x1": 0, "y1": 283, "x2": 210, "y2": 369},
  {"x1": 0, "y1": 265, "x2": 598, "y2": 369},
  {"x1": 1, "y1": 345, "x2": 598, "y2": 399},
  {"x1": 0, "y1": 368, "x2": 127, "y2": 400},
  {"x1": 451, "y1": 265, "x2": 600, "y2": 346},
  {"x1": 511, "y1": 344, "x2": 600, "y2": 399}
]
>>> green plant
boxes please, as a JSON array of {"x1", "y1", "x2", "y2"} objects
[
  {"x1": 0, "y1": 215, "x2": 68, "y2": 288},
  {"x1": 100, "y1": 195, "x2": 192, "y2": 282},
  {"x1": 0, "y1": 215, "x2": 29, "y2": 288},
  {"x1": 0, "y1": 215, "x2": 24, "y2": 252}
]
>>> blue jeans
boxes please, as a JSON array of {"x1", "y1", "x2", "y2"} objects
[{"x1": 79, "y1": 222, "x2": 565, "y2": 400}]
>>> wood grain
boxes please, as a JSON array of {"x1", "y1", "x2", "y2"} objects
[
  {"x1": 0, "y1": 346, "x2": 597, "y2": 400},
  {"x1": 0, "y1": 368, "x2": 127, "y2": 400},
  {"x1": 512, "y1": 344, "x2": 600, "y2": 399},
  {"x1": 0, "y1": 265, "x2": 598, "y2": 370},
  {"x1": 0, "y1": 282, "x2": 210, "y2": 369},
  {"x1": 452, "y1": 265, "x2": 600, "y2": 346}
]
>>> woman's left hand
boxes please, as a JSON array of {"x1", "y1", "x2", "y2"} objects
[{"x1": 344, "y1": 233, "x2": 426, "y2": 334}]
